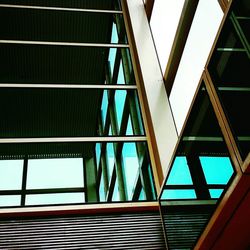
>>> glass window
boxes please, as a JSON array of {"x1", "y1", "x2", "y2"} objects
[
  {"x1": 106, "y1": 143, "x2": 115, "y2": 179},
  {"x1": 200, "y1": 156, "x2": 234, "y2": 184},
  {"x1": 122, "y1": 142, "x2": 140, "y2": 199},
  {"x1": 161, "y1": 189, "x2": 197, "y2": 200},
  {"x1": 114, "y1": 90, "x2": 126, "y2": 133},
  {"x1": 117, "y1": 60, "x2": 125, "y2": 84},
  {"x1": 111, "y1": 22, "x2": 119, "y2": 44},
  {"x1": 166, "y1": 156, "x2": 193, "y2": 185},
  {"x1": 108, "y1": 48, "x2": 117, "y2": 78},
  {"x1": 26, "y1": 193, "x2": 85, "y2": 206},
  {"x1": 208, "y1": 0, "x2": 250, "y2": 161},
  {"x1": 126, "y1": 115, "x2": 133, "y2": 135},
  {"x1": 112, "y1": 179, "x2": 120, "y2": 201},
  {"x1": 99, "y1": 173, "x2": 106, "y2": 202},
  {"x1": 95, "y1": 143, "x2": 101, "y2": 169},
  {"x1": 0, "y1": 195, "x2": 21, "y2": 207},
  {"x1": 0, "y1": 160, "x2": 23, "y2": 190},
  {"x1": 101, "y1": 90, "x2": 109, "y2": 127},
  {"x1": 27, "y1": 158, "x2": 84, "y2": 189},
  {"x1": 209, "y1": 189, "x2": 224, "y2": 199}
]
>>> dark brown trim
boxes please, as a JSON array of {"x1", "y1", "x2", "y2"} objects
[{"x1": 164, "y1": 0, "x2": 199, "y2": 95}]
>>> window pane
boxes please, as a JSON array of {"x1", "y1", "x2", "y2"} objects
[
  {"x1": 106, "y1": 143, "x2": 115, "y2": 178},
  {"x1": 112, "y1": 179, "x2": 120, "y2": 201},
  {"x1": 122, "y1": 142, "x2": 140, "y2": 199},
  {"x1": 200, "y1": 156, "x2": 234, "y2": 184},
  {"x1": 117, "y1": 60, "x2": 125, "y2": 84},
  {"x1": 101, "y1": 90, "x2": 109, "y2": 127},
  {"x1": 166, "y1": 156, "x2": 193, "y2": 185},
  {"x1": 99, "y1": 173, "x2": 106, "y2": 202},
  {"x1": 26, "y1": 193, "x2": 85, "y2": 205},
  {"x1": 0, "y1": 195, "x2": 21, "y2": 207},
  {"x1": 27, "y1": 158, "x2": 84, "y2": 189},
  {"x1": 209, "y1": 189, "x2": 224, "y2": 199},
  {"x1": 95, "y1": 143, "x2": 101, "y2": 170},
  {"x1": 139, "y1": 188, "x2": 146, "y2": 201},
  {"x1": 115, "y1": 90, "x2": 126, "y2": 132},
  {"x1": 0, "y1": 160, "x2": 23, "y2": 190},
  {"x1": 126, "y1": 115, "x2": 133, "y2": 135},
  {"x1": 161, "y1": 189, "x2": 197, "y2": 200}
]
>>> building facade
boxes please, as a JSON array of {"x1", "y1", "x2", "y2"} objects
[{"x1": 0, "y1": 0, "x2": 249, "y2": 249}]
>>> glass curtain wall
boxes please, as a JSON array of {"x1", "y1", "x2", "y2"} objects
[
  {"x1": 0, "y1": 0, "x2": 156, "y2": 207},
  {"x1": 159, "y1": 0, "x2": 249, "y2": 248}
]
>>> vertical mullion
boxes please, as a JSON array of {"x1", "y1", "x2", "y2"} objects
[{"x1": 21, "y1": 157, "x2": 28, "y2": 206}]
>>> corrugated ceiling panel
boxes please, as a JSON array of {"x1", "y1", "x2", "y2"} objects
[
  {"x1": 0, "y1": 8, "x2": 114, "y2": 43},
  {"x1": 0, "y1": 212, "x2": 166, "y2": 249}
]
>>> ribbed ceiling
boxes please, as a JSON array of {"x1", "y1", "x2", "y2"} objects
[{"x1": 0, "y1": 1, "x2": 117, "y2": 157}]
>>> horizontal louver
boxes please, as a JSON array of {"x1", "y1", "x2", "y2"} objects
[{"x1": 0, "y1": 212, "x2": 166, "y2": 249}]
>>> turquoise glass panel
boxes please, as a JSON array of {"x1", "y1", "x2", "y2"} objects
[
  {"x1": 117, "y1": 60, "x2": 125, "y2": 84},
  {"x1": 101, "y1": 90, "x2": 108, "y2": 127},
  {"x1": 99, "y1": 173, "x2": 106, "y2": 202},
  {"x1": 26, "y1": 193, "x2": 85, "y2": 205},
  {"x1": 95, "y1": 143, "x2": 101, "y2": 169},
  {"x1": 122, "y1": 142, "x2": 139, "y2": 199},
  {"x1": 106, "y1": 143, "x2": 115, "y2": 178},
  {"x1": 209, "y1": 189, "x2": 224, "y2": 199},
  {"x1": 27, "y1": 158, "x2": 84, "y2": 189},
  {"x1": 108, "y1": 48, "x2": 117, "y2": 77},
  {"x1": 199, "y1": 156, "x2": 234, "y2": 184},
  {"x1": 114, "y1": 90, "x2": 126, "y2": 133},
  {"x1": 112, "y1": 179, "x2": 120, "y2": 201},
  {"x1": 161, "y1": 189, "x2": 197, "y2": 200},
  {"x1": 0, "y1": 160, "x2": 23, "y2": 190},
  {"x1": 139, "y1": 188, "x2": 146, "y2": 201},
  {"x1": 166, "y1": 156, "x2": 193, "y2": 185},
  {"x1": 111, "y1": 23, "x2": 118, "y2": 43},
  {"x1": 126, "y1": 115, "x2": 133, "y2": 135},
  {"x1": 0, "y1": 195, "x2": 21, "y2": 207}
]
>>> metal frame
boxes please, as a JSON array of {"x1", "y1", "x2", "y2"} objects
[
  {"x1": 0, "y1": 4, "x2": 123, "y2": 14},
  {"x1": 0, "y1": 40, "x2": 129, "y2": 48}
]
